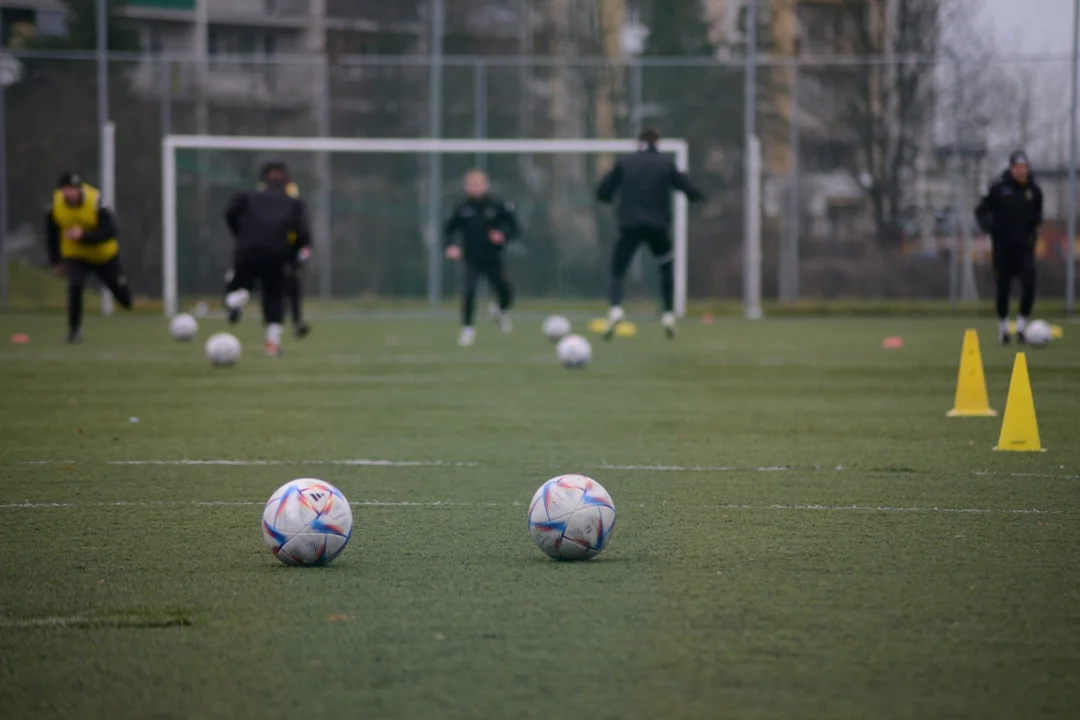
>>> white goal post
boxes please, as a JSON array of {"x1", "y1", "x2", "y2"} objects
[{"x1": 161, "y1": 136, "x2": 690, "y2": 318}]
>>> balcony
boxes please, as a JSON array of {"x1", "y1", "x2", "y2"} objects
[
  {"x1": 128, "y1": 57, "x2": 321, "y2": 108},
  {"x1": 122, "y1": 0, "x2": 194, "y2": 22},
  {"x1": 122, "y1": 0, "x2": 311, "y2": 29},
  {"x1": 209, "y1": 0, "x2": 309, "y2": 29}
]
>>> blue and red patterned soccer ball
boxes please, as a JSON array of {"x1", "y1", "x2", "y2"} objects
[
  {"x1": 527, "y1": 474, "x2": 616, "y2": 561},
  {"x1": 262, "y1": 479, "x2": 353, "y2": 567},
  {"x1": 262, "y1": 473, "x2": 616, "y2": 566}
]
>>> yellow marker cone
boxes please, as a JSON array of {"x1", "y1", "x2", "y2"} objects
[
  {"x1": 994, "y1": 352, "x2": 1044, "y2": 452},
  {"x1": 947, "y1": 329, "x2": 997, "y2": 417},
  {"x1": 615, "y1": 321, "x2": 637, "y2": 337},
  {"x1": 588, "y1": 318, "x2": 608, "y2": 334}
]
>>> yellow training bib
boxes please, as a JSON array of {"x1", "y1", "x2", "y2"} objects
[{"x1": 52, "y1": 184, "x2": 118, "y2": 264}]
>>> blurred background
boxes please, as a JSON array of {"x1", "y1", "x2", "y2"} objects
[{"x1": 0, "y1": 0, "x2": 1076, "y2": 311}]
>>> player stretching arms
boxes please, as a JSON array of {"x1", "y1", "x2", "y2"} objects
[
  {"x1": 596, "y1": 128, "x2": 704, "y2": 339},
  {"x1": 46, "y1": 172, "x2": 133, "y2": 343},
  {"x1": 975, "y1": 151, "x2": 1044, "y2": 345},
  {"x1": 223, "y1": 161, "x2": 312, "y2": 357},
  {"x1": 444, "y1": 170, "x2": 520, "y2": 347}
]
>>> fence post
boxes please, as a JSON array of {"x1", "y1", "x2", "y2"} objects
[
  {"x1": 781, "y1": 49, "x2": 801, "y2": 303},
  {"x1": 426, "y1": 0, "x2": 445, "y2": 311},
  {"x1": 473, "y1": 59, "x2": 487, "y2": 170}
]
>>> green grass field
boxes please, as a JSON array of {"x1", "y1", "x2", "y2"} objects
[{"x1": 1, "y1": 312, "x2": 1079, "y2": 719}]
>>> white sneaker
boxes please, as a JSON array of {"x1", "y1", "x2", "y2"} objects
[
  {"x1": 661, "y1": 312, "x2": 677, "y2": 339},
  {"x1": 458, "y1": 327, "x2": 476, "y2": 347},
  {"x1": 603, "y1": 305, "x2": 625, "y2": 340},
  {"x1": 225, "y1": 289, "x2": 250, "y2": 310}
]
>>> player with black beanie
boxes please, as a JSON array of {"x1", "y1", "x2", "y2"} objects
[
  {"x1": 224, "y1": 161, "x2": 312, "y2": 356},
  {"x1": 975, "y1": 150, "x2": 1044, "y2": 344},
  {"x1": 596, "y1": 128, "x2": 704, "y2": 339}
]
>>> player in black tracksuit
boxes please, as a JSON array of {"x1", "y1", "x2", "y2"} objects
[
  {"x1": 444, "y1": 170, "x2": 520, "y2": 347},
  {"x1": 596, "y1": 128, "x2": 704, "y2": 339},
  {"x1": 224, "y1": 161, "x2": 312, "y2": 356},
  {"x1": 975, "y1": 151, "x2": 1043, "y2": 345}
]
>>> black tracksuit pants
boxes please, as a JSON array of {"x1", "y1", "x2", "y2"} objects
[
  {"x1": 992, "y1": 244, "x2": 1036, "y2": 319},
  {"x1": 226, "y1": 250, "x2": 287, "y2": 325},
  {"x1": 462, "y1": 256, "x2": 513, "y2": 327},
  {"x1": 65, "y1": 257, "x2": 133, "y2": 331},
  {"x1": 609, "y1": 226, "x2": 675, "y2": 312}
]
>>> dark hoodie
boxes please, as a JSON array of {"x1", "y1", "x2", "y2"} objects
[{"x1": 975, "y1": 167, "x2": 1043, "y2": 250}]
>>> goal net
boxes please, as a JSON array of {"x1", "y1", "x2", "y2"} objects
[{"x1": 161, "y1": 136, "x2": 690, "y2": 317}]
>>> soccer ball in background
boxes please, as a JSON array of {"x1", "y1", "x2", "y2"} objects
[
  {"x1": 262, "y1": 478, "x2": 353, "y2": 567},
  {"x1": 169, "y1": 313, "x2": 199, "y2": 341},
  {"x1": 205, "y1": 332, "x2": 241, "y2": 367},
  {"x1": 1024, "y1": 320, "x2": 1052, "y2": 347},
  {"x1": 556, "y1": 334, "x2": 592, "y2": 368},
  {"x1": 542, "y1": 315, "x2": 572, "y2": 342},
  {"x1": 527, "y1": 474, "x2": 616, "y2": 560}
]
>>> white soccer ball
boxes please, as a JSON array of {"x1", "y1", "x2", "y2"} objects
[
  {"x1": 528, "y1": 474, "x2": 616, "y2": 560},
  {"x1": 262, "y1": 478, "x2": 353, "y2": 567},
  {"x1": 556, "y1": 334, "x2": 591, "y2": 368},
  {"x1": 542, "y1": 315, "x2": 572, "y2": 342},
  {"x1": 169, "y1": 313, "x2": 199, "y2": 342},
  {"x1": 1024, "y1": 320, "x2": 1052, "y2": 347},
  {"x1": 205, "y1": 332, "x2": 241, "y2": 367}
]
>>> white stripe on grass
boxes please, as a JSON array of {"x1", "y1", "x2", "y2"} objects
[
  {"x1": 104, "y1": 459, "x2": 479, "y2": 467},
  {"x1": 0, "y1": 499, "x2": 1062, "y2": 515},
  {"x1": 16, "y1": 460, "x2": 1078, "y2": 482}
]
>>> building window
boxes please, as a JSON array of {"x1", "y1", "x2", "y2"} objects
[
  {"x1": 209, "y1": 28, "x2": 278, "y2": 57},
  {"x1": 141, "y1": 26, "x2": 164, "y2": 54},
  {"x1": 35, "y1": 10, "x2": 67, "y2": 37},
  {"x1": 803, "y1": 140, "x2": 857, "y2": 173},
  {"x1": 796, "y1": 2, "x2": 864, "y2": 54}
]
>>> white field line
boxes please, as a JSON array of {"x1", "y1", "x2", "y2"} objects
[
  {"x1": 587, "y1": 468, "x2": 799, "y2": 472},
  {"x1": 16, "y1": 461, "x2": 1080, "y2": 482},
  {"x1": 972, "y1": 470, "x2": 1080, "y2": 480},
  {"x1": 62, "y1": 459, "x2": 477, "y2": 468},
  {"x1": 0, "y1": 616, "x2": 101, "y2": 629},
  {"x1": 0, "y1": 499, "x2": 1063, "y2": 515},
  {"x1": 0, "y1": 615, "x2": 192, "y2": 629}
]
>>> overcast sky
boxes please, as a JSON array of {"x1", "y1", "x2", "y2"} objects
[{"x1": 981, "y1": 0, "x2": 1075, "y2": 56}]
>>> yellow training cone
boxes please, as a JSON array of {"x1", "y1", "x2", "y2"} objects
[
  {"x1": 947, "y1": 329, "x2": 997, "y2": 417},
  {"x1": 994, "y1": 352, "x2": 1044, "y2": 452},
  {"x1": 615, "y1": 321, "x2": 637, "y2": 337},
  {"x1": 588, "y1": 318, "x2": 608, "y2": 334}
]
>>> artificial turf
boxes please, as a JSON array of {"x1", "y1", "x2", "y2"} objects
[{"x1": 1, "y1": 312, "x2": 1078, "y2": 719}]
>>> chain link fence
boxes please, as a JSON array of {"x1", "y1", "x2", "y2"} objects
[{"x1": 2, "y1": 51, "x2": 1075, "y2": 308}]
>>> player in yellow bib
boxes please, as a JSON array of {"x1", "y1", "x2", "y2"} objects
[{"x1": 46, "y1": 173, "x2": 133, "y2": 343}]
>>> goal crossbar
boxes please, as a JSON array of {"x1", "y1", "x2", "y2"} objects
[{"x1": 162, "y1": 135, "x2": 690, "y2": 317}]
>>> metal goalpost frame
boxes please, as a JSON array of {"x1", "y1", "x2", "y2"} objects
[{"x1": 161, "y1": 135, "x2": 691, "y2": 318}]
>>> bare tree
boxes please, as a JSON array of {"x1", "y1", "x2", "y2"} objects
[{"x1": 798, "y1": 0, "x2": 939, "y2": 245}]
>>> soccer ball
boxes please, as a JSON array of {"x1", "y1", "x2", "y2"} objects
[
  {"x1": 556, "y1": 334, "x2": 591, "y2": 368},
  {"x1": 169, "y1": 313, "x2": 198, "y2": 342},
  {"x1": 528, "y1": 474, "x2": 616, "y2": 560},
  {"x1": 1024, "y1": 320, "x2": 1052, "y2": 347},
  {"x1": 262, "y1": 478, "x2": 353, "y2": 567},
  {"x1": 542, "y1": 315, "x2": 572, "y2": 342},
  {"x1": 205, "y1": 332, "x2": 241, "y2": 367}
]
